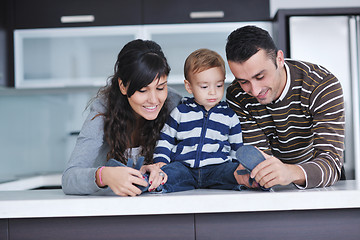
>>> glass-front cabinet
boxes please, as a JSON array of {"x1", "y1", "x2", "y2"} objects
[
  {"x1": 14, "y1": 26, "x2": 143, "y2": 88},
  {"x1": 14, "y1": 22, "x2": 272, "y2": 88},
  {"x1": 144, "y1": 22, "x2": 272, "y2": 84}
]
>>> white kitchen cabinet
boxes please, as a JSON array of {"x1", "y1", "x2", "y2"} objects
[
  {"x1": 14, "y1": 26, "x2": 143, "y2": 88},
  {"x1": 144, "y1": 22, "x2": 272, "y2": 84},
  {"x1": 14, "y1": 22, "x2": 272, "y2": 88},
  {"x1": 4, "y1": 0, "x2": 271, "y2": 87}
]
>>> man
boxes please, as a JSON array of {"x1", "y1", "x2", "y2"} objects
[{"x1": 226, "y1": 25, "x2": 345, "y2": 189}]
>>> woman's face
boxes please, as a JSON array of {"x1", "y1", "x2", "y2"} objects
[{"x1": 119, "y1": 76, "x2": 168, "y2": 120}]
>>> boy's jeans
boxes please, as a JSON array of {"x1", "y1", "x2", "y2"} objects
[{"x1": 160, "y1": 161, "x2": 245, "y2": 193}]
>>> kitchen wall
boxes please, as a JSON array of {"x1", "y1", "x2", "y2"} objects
[
  {"x1": 0, "y1": 84, "x2": 189, "y2": 181},
  {"x1": 0, "y1": 88, "x2": 93, "y2": 180},
  {"x1": 1, "y1": 0, "x2": 359, "y2": 182}
]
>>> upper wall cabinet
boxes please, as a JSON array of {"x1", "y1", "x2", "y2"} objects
[
  {"x1": 14, "y1": 26, "x2": 143, "y2": 88},
  {"x1": 143, "y1": 22, "x2": 272, "y2": 85},
  {"x1": 8, "y1": 0, "x2": 271, "y2": 88},
  {"x1": 13, "y1": 0, "x2": 142, "y2": 29},
  {"x1": 143, "y1": 0, "x2": 270, "y2": 24}
]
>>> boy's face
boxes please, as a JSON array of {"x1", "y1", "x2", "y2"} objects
[{"x1": 184, "y1": 67, "x2": 225, "y2": 111}]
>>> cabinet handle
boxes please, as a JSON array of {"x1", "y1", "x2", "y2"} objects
[
  {"x1": 69, "y1": 131, "x2": 80, "y2": 136},
  {"x1": 60, "y1": 15, "x2": 95, "y2": 23},
  {"x1": 189, "y1": 11, "x2": 224, "y2": 19}
]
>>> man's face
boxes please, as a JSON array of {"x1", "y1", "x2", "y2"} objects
[{"x1": 228, "y1": 49, "x2": 286, "y2": 105}]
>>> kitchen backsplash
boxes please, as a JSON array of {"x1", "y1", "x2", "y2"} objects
[{"x1": 0, "y1": 84, "x2": 190, "y2": 181}]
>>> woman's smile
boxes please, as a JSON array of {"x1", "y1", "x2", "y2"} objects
[{"x1": 144, "y1": 105, "x2": 158, "y2": 111}]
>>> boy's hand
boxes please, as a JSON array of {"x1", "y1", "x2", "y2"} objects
[{"x1": 141, "y1": 164, "x2": 168, "y2": 191}]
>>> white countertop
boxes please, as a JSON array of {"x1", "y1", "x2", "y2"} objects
[
  {"x1": 0, "y1": 174, "x2": 62, "y2": 191},
  {"x1": 0, "y1": 180, "x2": 359, "y2": 219}
]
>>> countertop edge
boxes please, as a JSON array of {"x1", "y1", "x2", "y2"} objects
[{"x1": 1, "y1": 181, "x2": 360, "y2": 219}]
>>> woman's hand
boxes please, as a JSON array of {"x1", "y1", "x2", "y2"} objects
[
  {"x1": 96, "y1": 167, "x2": 148, "y2": 197},
  {"x1": 140, "y1": 163, "x2": 168, "y2": 192}
]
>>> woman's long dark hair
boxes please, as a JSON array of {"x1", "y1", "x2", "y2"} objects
[{"x1": 95, "y1": 39, "x2": 170, "y2": 164}]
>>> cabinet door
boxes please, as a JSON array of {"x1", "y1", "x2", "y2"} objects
[
  {"x1": 195, "y1": 210, "x2": 360, "y2": 240},
  {"x1": 14, "y1": 26, "x2": 142, "y2": 88},
  {"x1": 9, "y1": 215, "x2": 195, "y2": 240},
  {"x1": 14, "y1": 0, "x2": 142, "y2": 29},
  {"x1": 145, "y1": 22, "x2": 272, "y2": 84},
  {"x1": 0, "y1": 219, "x2": 8, "y2": 240},
  {"x1": 143, "y1": 0, "x2": 270, "y2": 24}
]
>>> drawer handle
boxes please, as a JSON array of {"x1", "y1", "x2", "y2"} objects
[
  {"x1": 189, "y1": 11, "x2": 224, "y2": 19},
  {"x1": 60, "y1": 15, "x2": 95, "y2": 23}
]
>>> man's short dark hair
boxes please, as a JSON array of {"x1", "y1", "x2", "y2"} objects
[{"x1": 226, "y1": 25, "x2": 278, "y2": 66}]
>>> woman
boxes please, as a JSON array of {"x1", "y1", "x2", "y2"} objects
[{"x1": 62, "y1": 39, "x2": 182, "y2": 196}]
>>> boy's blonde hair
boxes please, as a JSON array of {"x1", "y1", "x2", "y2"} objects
[{"x1": 184, "y1": 48, "x2": 226, "y2": 81}]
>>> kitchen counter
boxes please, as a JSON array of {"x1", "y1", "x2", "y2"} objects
[
  {"x1": 1, "y1": 180, "x2": 359, "y2": 240},
  {"x1": 0, "y1": 180, "x2": 359, "y2": 219},
  {"x1": 0, "y1": 174, "x2": 61, "y2": 191}
]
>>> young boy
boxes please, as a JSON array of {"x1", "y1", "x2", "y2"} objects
[{"x1": 153, "y1": 48, "x2": 255, "y2": 193}]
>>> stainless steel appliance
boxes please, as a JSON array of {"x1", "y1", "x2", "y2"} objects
[{"x1": 286, "y1": 14, "x2": 360, "y2": 181}]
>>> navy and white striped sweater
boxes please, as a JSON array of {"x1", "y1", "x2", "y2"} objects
[{"x1": 153, "y1": 97, "x2": 243, "y2": 168}]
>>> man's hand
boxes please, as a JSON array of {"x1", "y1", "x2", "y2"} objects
[{"x1": 251, "y1": 151, "x2": 306, "y2": 188}]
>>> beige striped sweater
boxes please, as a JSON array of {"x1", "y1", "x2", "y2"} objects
[{"x1": 226, "y1": 60, "x2": 345, "y2": 189}]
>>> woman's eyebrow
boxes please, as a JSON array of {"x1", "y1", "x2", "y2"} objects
[{"x1": 157, "y1": 80, "x2": 168, "y2": 86}]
